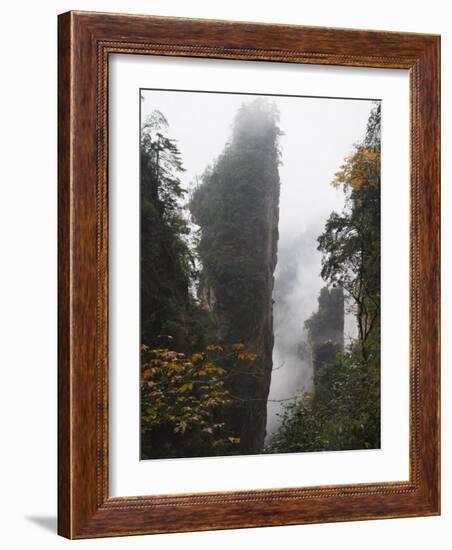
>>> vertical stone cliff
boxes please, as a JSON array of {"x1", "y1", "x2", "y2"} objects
[
  {"x1": 190, "y1": 99, "x2": 281, "y2": 453},
  {"x1": 306, "y1": 286, "x2": 344, "y2": 401}
]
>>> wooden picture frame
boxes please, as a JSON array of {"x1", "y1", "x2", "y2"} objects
[{"x1": 58, "y1": 10, "x2": 440, "y2": 539}]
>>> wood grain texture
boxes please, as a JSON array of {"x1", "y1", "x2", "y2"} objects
[
  {"x1": 57, "y1": 10, "x2": 440, "y2": 539},
  {"x1": 57, "y1": 11, "x2": 72, "y2": 538}
]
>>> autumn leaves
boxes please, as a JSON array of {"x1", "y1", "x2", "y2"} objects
[{"x1": 140, "y1": 342, "x2": 257, "y2": 454}]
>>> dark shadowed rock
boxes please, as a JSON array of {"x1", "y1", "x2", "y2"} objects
[
  {"x1": 306, "y1": 286, "x2": 344, "y2": 401},
  {"x1": 190, "y1": 99, "x2": 281, "y2": 454}
]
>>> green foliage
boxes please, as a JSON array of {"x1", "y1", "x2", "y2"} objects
[
  {"x1": 265, "y1": 352, "x2": 381, "y2": 453},
  {"x1": 140, "y1": 109, "x2": 216, "y2": 352},
  {"x1": 318, "y1": 103, "x2": 381, "y2": 361},
  {"x1": 268, "y1": 103, "x2": 381, "y2": 454},
  {"x1": 140, "y1": 109, "x2": 232, "y2": 458},
  {"x1": 141, "y1": 110, "x2": 190, "y2": 348}
]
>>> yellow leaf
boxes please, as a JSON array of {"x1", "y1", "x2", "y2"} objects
[
  {"x1": 194, "y1": 370, "x2": 207, "y2": 377},
  {"x1": 174, "y1": 421, "x2": 187, "y2": 434},
  {"x1": 238, "y1": 352, "x2": 257, "y2": 361},
  {"x1": 206, "y1": 344, "x2": 224, "y2": 352},
  {"x1": 231, "y1": 343, "x2": 244, "y2": 350}
]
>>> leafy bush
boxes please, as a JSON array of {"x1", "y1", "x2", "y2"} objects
[
  {"x1": 141, "y1": 342, "x2": 257, "y2": 459},
  {"x1": 265, "y1": 349, "x2": 380, "y2": 453}
]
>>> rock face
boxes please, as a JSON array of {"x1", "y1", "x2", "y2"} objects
[
  {"x1": 190, "y1": 99, "x2": 281, "y2": 454},
  {"x1": 306, "y1": 286, "x2": 344, "y2": 401}
]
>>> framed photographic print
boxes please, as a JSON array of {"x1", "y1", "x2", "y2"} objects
[{"x1": 58, "y1": 11, "x2": 440, "y2": 538}]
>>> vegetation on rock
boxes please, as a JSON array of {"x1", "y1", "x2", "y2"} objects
[{"x1": 189, "y1": 99, "x2": 282, "y2": 454}]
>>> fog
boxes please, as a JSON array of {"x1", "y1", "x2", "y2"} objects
[{"x1": 141, "y1": 89, "x2": 374, "y2": 436}]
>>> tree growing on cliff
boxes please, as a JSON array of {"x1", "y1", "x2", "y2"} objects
[
  {"x1": 140, "y1": 109, "x2": 191, "y2": 349},
  {"x1": 140, "y1": 109, "x2": 232, "y2": 459},
  {"x1": 318, "y1": 103, "x2": 381, "y2": 362}
]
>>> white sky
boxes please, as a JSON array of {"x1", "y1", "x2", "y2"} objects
[
  {"x1": 141, "y1": 90, "x2": 373, "y2": 234},
  {"x1": 141, "y1": 90, "x2": 375, "y2": 435}
]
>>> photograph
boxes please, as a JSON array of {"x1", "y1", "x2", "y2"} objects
[{"x1": 139, "y1": 89, "x2": 381, "y2": 460}]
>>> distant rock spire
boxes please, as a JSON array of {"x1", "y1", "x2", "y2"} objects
[{"x1": 305, "y1": 286, "x2": 344, "y2": 401}]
